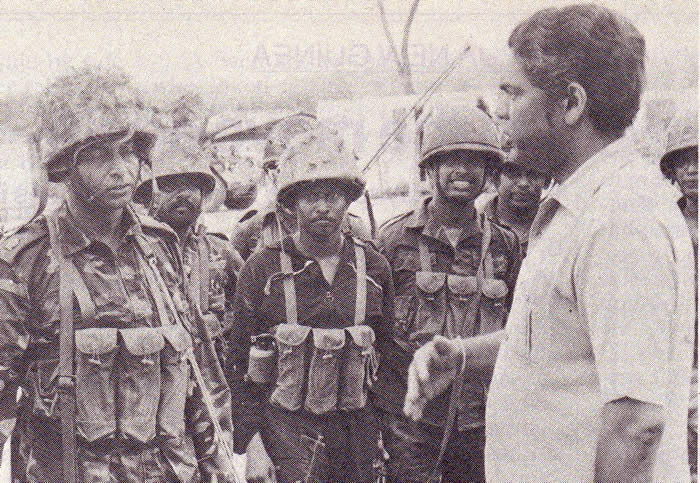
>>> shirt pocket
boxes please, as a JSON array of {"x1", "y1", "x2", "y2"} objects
[{"x1": 504, "y1": 296, "x2": 531, "y2": 360}]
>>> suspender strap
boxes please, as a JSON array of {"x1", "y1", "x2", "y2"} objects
[
  {"x1": 277, "y1": 209, "x2": 298, "y2": 326},
  {"x1": 430, "y1": 216, "x2": 493, "y2": 482},
  {"x1": 45, "y1": 213, "x2": 78, "y2": 483},
  {"x1": 353, "y1": 241, "x2": 367, "y2": 325},
  {"x1": 196, "y1": 225, "x2": 211, "y2": 313},
  {"x1": 279, "y1": 248, "x2": 298, "y2": 326},
  {"x1": 417, "y1": 236, "x2": 432, "y2": 271}
]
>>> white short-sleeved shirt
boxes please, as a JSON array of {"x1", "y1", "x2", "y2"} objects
[{"x1": 485, "y1": 137, "x2": 696, "y2": 482}]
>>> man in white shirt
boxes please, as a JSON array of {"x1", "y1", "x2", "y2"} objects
[{"x1": 404, "y1": 4, "x2": 696, "y2": 481}]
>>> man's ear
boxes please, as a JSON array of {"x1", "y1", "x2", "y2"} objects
[{"x1": 561, "y1": 82, "x2": 587, "y2": 126}]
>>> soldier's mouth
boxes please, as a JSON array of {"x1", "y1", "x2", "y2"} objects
[{"x1": 106, "y1": 184, "x2": 131, "y2": 195}]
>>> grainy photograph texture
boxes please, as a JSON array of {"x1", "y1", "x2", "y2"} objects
[{"x1": 0, "y1": 1, "x2": 696, "y2": 482}]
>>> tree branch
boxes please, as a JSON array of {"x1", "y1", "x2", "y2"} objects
[
  {"x1": 401, "y1": 0, "x2": 420, "y2": 70},
  {"x1": 377, "y1": 0, "x2": 403, "y2": 75}
]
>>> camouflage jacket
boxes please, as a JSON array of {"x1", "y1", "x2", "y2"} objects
[
  {"x1": 0, "y1": 203, "x2": 229, "y2": 482},
  {"x1": 372, "y1": 196, "x2": 521, "y2": 430},
  {"x1": 182, "y1": 225, "x2": 243, "y2": 338}
]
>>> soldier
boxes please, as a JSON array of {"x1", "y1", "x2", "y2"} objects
[
  {"x1": 474, "y1": 148, "x2": 549, "y2": 255},
  {"x1": 371, "y1": 101, "x2": 521, "y2": 482},
  {"x1": 660, "y1": 102, "x2": 698, "y2": 480},
  {"x1": 0, "y1": 67, "x2": 235, "y2": 482},
  {"x1": 226, "y1": 128, "x2": 394, "y2": 482},
  {"x1": 231, "y1": 114, "x2": 369, "y2": 261},
  {"x1": 133, "y1": 130, "x2": 244, "y2": 364}
]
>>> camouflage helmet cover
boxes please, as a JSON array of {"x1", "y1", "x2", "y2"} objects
[
  {"x1": 37, "y1": 66, "x2": 155, "y2": 182},
  {"x1": 133, "y1": 129, "x2": 216, "y2": 204},
  {"x1": 420, "y1": 98, "x2": 505, "y2": 168},
  {"x1": 262, "y1": 113, "x2": 318, "y2": 170},
  {"x1": 276, "y1": 127, "x2": 365, "y2": 204},
  {"x1": 660, "y1": 102, "x2": 698, "y2": 178}
]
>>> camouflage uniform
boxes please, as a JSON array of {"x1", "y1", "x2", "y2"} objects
[
  {"x1": 0, "y1": 205, "x2": 224, "y2": 482},
  {"x1": 372, "y1": 102, "x2": 522, "y2": 482},
  {"x1": 1, "y1": 67, "x2": 232, "y2": 482},
  {"x1": 133, "y1": 130, "x2": 244, "y2": 361}
]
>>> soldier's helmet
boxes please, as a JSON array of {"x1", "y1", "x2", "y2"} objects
[
  {"x1": 133, "y1": 130, "x2": 216, "y2": 204},
  {"x1": 660, "y1": 101, "x2": 698, "y2": 179},
  {"x1": 276, "y1": 126, "x2": 365, "y2": 204},
  {"x1": 420, "y1": 98, "x2": 505, "y2": 170},
  {"x1": 262, "y1": 113, "x2": 318, "y2": 172},
  {"x1": 36, "y1": 65, "x2": 155, "y2": 183}
]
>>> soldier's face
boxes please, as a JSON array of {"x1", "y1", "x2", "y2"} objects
[
  {"x1": 669, "y1": 147, "x2": 698, "y2": 200},
  {"x1": 294, "y1": 182, "x2": 350, "y2": 239},
  {"x1": 153, "y1": 176, "x2": 203, "y2": 229},
  {"x1": 497, "y1": 162, "x2": 547, "y2": 214},
  {"x1": 429, "y1": 151, "x2": 487, "y2": 203},
  {"x1": 496, "y1": 53, "x2": 567, "y2": 177},
  {"x1": 70, "y1": 136, "x2": 140, "y2": 210}
]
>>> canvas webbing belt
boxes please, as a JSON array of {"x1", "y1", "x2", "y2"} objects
[{"x1": 46, "y1": 212, "x2": 97, "y2": 483}]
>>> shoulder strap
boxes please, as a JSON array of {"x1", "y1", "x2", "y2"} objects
[
  {"x1": 196, "y1": 225, "x2": 211, "y2": 313},
  {"x1": 132, "y1": 233, "x2": 180, "y2": 330},
  {"x1": 279, "y1": 247, "x2": 298, "y2": 326},
  {"x1": 277, "y1": 211, "x2": 298, "y2": 326},
  {"x1": 417, "y1": 236, "x2": 432, "y2": 271},
  {"x1": 353, "y1": 240, "x2": 367, "y2": 325},
  {"x1": 45, "y1": 213, "x2": 78, "y2": 483}
]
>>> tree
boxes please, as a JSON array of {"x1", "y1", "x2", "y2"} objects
[{"x1": 377, "y1": 0, "x2": 421, "y2": 95}]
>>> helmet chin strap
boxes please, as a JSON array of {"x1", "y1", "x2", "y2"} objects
[{"x1": 149, "y1": 174, "x2": 165, "y2": 217}]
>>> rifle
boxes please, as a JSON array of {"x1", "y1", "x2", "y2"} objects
[{"x1": 134, "y1": 235, "x2": 242, "y2": 483}]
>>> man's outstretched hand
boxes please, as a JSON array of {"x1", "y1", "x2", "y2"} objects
[{"x1": 403, "y1": 336, "x2": 463, "y2": 421}]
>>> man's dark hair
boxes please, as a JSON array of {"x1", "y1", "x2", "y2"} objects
[{"x1": 508, "y1": 3, "x2": 645, "y2": 138}]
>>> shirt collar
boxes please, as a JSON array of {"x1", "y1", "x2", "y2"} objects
[
  {"x1": 405, "y1": 196, "x2": 481, "y2": 242},
  {"x1": 55, "y1": 202, "x2": 141, "y2": 257},
  {"x1": 548, "y1": 136, "x2": 635, "y2": 215}
]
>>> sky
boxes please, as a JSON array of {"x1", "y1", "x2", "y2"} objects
[{"x1": 0, "y1": 0, "x2": 695, "y2": 103}]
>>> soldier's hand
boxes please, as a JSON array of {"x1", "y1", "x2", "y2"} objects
[
  {"x1": 246, "y1": 432, "x2": 276, "y2": 483},
  {"x1": 404, "y1": 336, "x2": 463, "y2": 421}
]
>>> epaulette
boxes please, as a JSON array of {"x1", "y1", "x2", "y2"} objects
[
  {"x1": 377, "y1": 210, "x2": 414, "y2": 233},
  {"x1": 0, "y1": 218, "x2": 48, "y2": 264},
  {"x1": 237, "y1": 208, "x2": 259, "y2": 225},
  {"x1": 134, "y1": 211, "x2": 179, "y2": 244}
]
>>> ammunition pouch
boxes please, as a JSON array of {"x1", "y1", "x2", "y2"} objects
[
  {"x1": 29, "y1": 324, "x2": 192, "y2": 446},
  {"x1": 268, "y1": 323, "x2": 377, "y2": 415}
]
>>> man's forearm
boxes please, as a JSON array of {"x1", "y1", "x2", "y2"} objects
[
  {"x1": 461, "y1": 329, "x2": 505, "y2": 379},
  {"x1": 594, "y1": 398, "x2": 664, "y2": 482}
]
